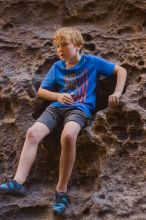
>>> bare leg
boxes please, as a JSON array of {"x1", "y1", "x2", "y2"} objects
[
  {"x1": 14, "y1": 122, "x2": 50, "y2": 184},
  {"x1": 56, "y1": 121, "x2": 81, "y2": 193}
]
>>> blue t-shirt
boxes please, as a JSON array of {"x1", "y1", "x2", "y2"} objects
[{"x1": 40, "y1": 54, "x2": 115, "y2": 118}]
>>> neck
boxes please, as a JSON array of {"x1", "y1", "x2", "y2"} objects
[{"x1": 66, "y1": 53, "x2": 81, "y2": 68}]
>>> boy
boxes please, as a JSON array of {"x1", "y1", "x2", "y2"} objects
[{"x1": 0, "y1": 27, "x2": 127, "y2": 214}]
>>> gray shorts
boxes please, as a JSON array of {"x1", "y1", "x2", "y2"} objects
[{"x1": 37, "y1": 106, "x2": 87, "y2": 132}]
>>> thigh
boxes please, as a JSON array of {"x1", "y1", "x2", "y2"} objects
[{"x1": 36, "y1": 106, "x2": 62, "y2": 133}]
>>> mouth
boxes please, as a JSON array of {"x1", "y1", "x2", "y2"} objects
[
  {"x1": 59, "y1": 54, "x2": 65, "y2": 60},
  {"x1": 59, "y1": 54, "x2": 64, "y2": 57}
]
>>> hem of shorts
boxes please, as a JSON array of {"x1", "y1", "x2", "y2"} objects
[{"x1": 63, "y1": 119, "x2": 84, "y2": 129}]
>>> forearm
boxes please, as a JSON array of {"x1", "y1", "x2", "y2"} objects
[
  {"x1": 114, "y1": 66, "x2": 127, "y2": 95},
  {"x1": 37, "y1": 87, "x2": 59, "y2": 101}
]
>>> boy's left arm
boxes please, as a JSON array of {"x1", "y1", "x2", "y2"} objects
[{"x1": 108, "y1": 65, "x2": 127, "y2": 107}]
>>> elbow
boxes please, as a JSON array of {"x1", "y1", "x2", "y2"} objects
[{"x1": 37, "y1": 87, "x2": 42, "y2": 97}]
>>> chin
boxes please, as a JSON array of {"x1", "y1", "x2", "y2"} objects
[{"x1": 60, "y1": 57, "x2": 66, "y2": 61}]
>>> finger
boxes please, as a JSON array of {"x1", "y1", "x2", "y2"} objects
[
  {"x1": 64, "y1": 100, "x2": 74, "y2": 104},
  {"x1": 113, "y1": 97, "x2": 118, "y2": 106},
  {"x1": 113, "y1": 96, "x2": 119, "y2": 106},
  {"x1": 108, "y1": 97, "x2": 111, "y2": 107},
  {"x1": 116, "y1": 97, "x2": 119, "y2": 105},
  {"x1": 63, "y1": 96, "x2": 74, "y2": 102},
  {"x1": 64, "y1": 94, "x2": 74, "y2": 101},
  {"x1": 108, "y1": 96, "x2": 114, "y2": 107},
  {"x1": 112, "y1": 96, "x2": 117, "y2": 105},
  {"x1": 109, "y1": 96, "x2": 116, "y2": 107},
  {"x1": 62, "y1": 97, "x2": 74, "y2": 104},
  {"x1": 112, "y1": 96, "x2": 119, "y2": 106}
]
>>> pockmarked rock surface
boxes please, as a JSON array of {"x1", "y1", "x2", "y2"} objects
[{"x1": 0, "y1": 0, "x2": 146, "y2": 219}]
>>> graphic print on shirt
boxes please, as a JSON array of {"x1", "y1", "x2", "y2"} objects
[{"x1": 64, "y1": 69, "x2": 88, "y2": 103}]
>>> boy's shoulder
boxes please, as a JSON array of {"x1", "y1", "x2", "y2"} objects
[
  {"x1": 84, "y1": 53, "x2": 96, "y2": 58},
  {"x1": 82, "y1": 53, "x2": 98, "y2": 60},
  {"x1": 53, "y1": 59, "x2": 62, "y2": 67},
  {"x1": 82, "y1": 54, "x2": 104, "y2": 64},
  {"x1": 84, "y1": 54, "x2": 104, "y2": 61},
  {"x1": 83, "y1": 54, "x2": 104, "y2": 66}
]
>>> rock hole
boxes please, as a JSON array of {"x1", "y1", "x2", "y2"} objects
[
  {"x1": 95, "y1": 75, "x2": 118, "y2": 112},
  {"x1": 143, "y1": 19, "x2": 146, "y2": 27},
  {"x1": 98, "y1": 210, "x2": 114, "y2": 217},
  {"x1": 84, "y1": 43, "x2": 95, "y2": 51},
  {"x1": 111, "y1": 126, "x2": 128, "y2": 140},
  {"x1": 138, "y1": 97, "x2": 146, "y2": 109},
  {"x1": 138, "y1": 60, "x2": 145, "y2": 66},
  {"x1": 117, "y1": 26, "x2": 134, "y2": 35},
  {"x1": 129, "y1": 128, "x2": 145, "y2": 141},
  {"x1": 106, "y1": 110, "x2": 127, "y2": 126},
  {"x1": 93, "y1": 125, "x2": 107, "y2": 133},
  {"x1": 118, "y1": 149, "x2": 129, "y2": 158},
  {"x1": 26, "y1": 87, "x2": 36, "y2": 99},
  {"x1": 136, "y1": 76, "x2": 142, "y2": 82},
  {"x1": 82, "y1": 207, "x2": 91, "y2": 215},
  {"x1": 3, "y1": 98, "x2": 15, "y2": 123},
  {"x1": 44, "y1": 41, "x2": 53, "y2": 47},
  {"x1": 82, "y1": 33, "x2": 92, "y2": 41},
  {"x1": 104, "y1": 51, "x2": 115, "y2": 59},
  {"x1": 2, "y1": 23, "x2": 14, "y2": 30},
  {"x1": 42, "y1": 1, "x2": 58, "y2": 13},
  {"x1": 126, "y1": 110, "x2": 141, "y2": 125},
  {"x1": 124, "y1": 142, "x2": 139, "y2": 152}
]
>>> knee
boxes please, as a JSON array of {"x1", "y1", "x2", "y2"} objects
[
  {"x1": 61, "y1": 132, "x2": 76, "y2": 145},
  {"x1": 26, "y1": 127, "x2": 39, "y2": 144}
]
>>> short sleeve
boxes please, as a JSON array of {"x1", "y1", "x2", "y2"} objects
[
  {"x1": 40, "y1": 64, "x2": 56, "y2": 91},
  {"x1": 94, "y1": 56, "x2": 115, "y2": 77}
]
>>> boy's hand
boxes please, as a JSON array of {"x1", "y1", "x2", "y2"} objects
[
  {"x1": 108, "y1": 91, "x2": 122, "y2": 107},
  {"x1": 57, "y1": 93, "x2": 74, "y2": 104}
]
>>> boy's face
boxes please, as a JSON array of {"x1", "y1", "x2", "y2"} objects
[{"x1": 55, "y1": 40, "x2": 80, "y2": 61}]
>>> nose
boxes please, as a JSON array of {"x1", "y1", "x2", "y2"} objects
[{"x1": 58, "y1": 47, "x2": 62, "y2": 53}]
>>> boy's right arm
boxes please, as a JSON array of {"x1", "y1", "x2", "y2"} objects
[
  {"x1": 37, "y1": 87, "x2": 74, "y2": 104},
  {"x1": 38, "y1": 87, "x2": 59, "y2": 101}
]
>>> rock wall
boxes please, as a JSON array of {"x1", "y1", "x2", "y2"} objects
[{"x1": 0, "y1": 0, "x2": 146, "y2": 219}]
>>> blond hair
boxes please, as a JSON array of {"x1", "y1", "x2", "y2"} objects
[{"x1": 53, "y1": 27, "x2": 84, "y2": 49}]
